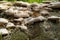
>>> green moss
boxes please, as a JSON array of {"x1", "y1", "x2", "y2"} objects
[{"x1": 3, "y1": 29, "x2": 28, "y2": 40}]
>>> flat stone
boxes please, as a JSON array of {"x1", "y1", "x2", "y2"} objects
[
  {"x1": 49, "y1": 2, "x2": 60, "y2": 8},
  {"x1": 39, "y1": 3, "x2": 49, "y2": 8},
  {"x1": 48, "y1": 16, "x2": 60, "y2": 22},
  {"x1": 0, "y1": 28, "x2": 10, "y2": 35},
  {"x1": 0, "y1": 4, "x2": 10, "y2": 10},
  {"x1": 40, "y1": 10, "x2": 49, "y2": 16},
  {"x1": 24, "y1": 18, "x2": 35, "y2": 24},
  {"x1": 16, "y1": 25, "x2": 27, "y2": 30},
  {"x1": 14, "y1": 1, "x2": 30, "y2": 7},
  {"x1": 18, "y1": 7, "x2": 29, "y2": 11},
  {"x1": 14, "y1": 11, "x2": 30, "y2": 18},
  {"x1": 30, "y1": 2, "x2": 39, "y2": 7},
  {"x1": 48, "y1": 16, "x2": 60, "y2": 20},
  {"x1": 6, "y1": 22, "x2": 15, "y2": 28},
  {"x1": 5, "y1": 7, "x2": 18, "y2": 15},
  {"x1": 24, "y1": 16, "x2": 46, "y2": 24},
  {"x1": 36, "y1": 16, "x2": 46, "y2": 21},
  {"x1": 44, "y1": 7, "x2": 53, "y2": 11},
  {"x1": 0, "y1": 18, "x2": 8, "y2": 23},
  {"x1": 2, "y1": 2, "x2": 13, "y2": 6},
  {"x1": 14, "y1": 18, "x2": 24, "y2": 22},
  {"x1": 31, "y1": 6, "x2": 40, "y2": 12}
]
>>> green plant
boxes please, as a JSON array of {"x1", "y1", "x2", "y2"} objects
[
  {"x1": 2, "y1": 0, "x2": 43, "y2": 3},
  {"x1": 19, "y1": 0, "x2": 43, "y2": 3},
  {"x1": 3, "y1": 0, "x2": 17, "y2": 2}
]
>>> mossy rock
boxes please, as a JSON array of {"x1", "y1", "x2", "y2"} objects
[{"x1": 3, "y1": 29, "x2": 28, "y2": 40}]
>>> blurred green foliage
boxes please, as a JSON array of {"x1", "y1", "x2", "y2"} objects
[
  {"x1": 2, "y1": 0, "x2": 60, "y2": 2},
  {"x1": 3, "y1": 0, "x2": 16, "y2": 2},
  {"x1": 3, "y1": 0, "x2": 43, "y2": 3},
  {"x1": 20, "y1": 0, "x2": 43, "y2": 3}
]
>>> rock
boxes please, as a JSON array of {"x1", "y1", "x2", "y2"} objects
[
  {"x1": 0, "y1": 4, "x2": 10, "y2": 10},
  {"x1": 36, "y1": 16, "x2": 46, "y2": 21},
  {"x1": 30, "y1": 2, "x2": 39, "y2": 7},
  {"x1": 48, "y1": 16, "x2": 60, "y2": 20},
  {"x1": 40, "y1": 10, "x2": 49, "y2": 16},
  {"x1": 0, "y1": 18, "x2": 8, "y2": 27},
  {"x1": 14, "y1": 11, "x2": 30, "y2": 18},
  {"x1": 48, "y1": 16, "x2": 60, "y2": 22},
  {"x1": 24, "y1": 17, "x2": 33, "y2": 22},
  {"x1": 49, "y1": 2, "x2": 60, "y2": 8},
  {"x1": 24, "y1": 16, "x2": 46, "y2": 24},
  {"x1": 42, "y1": 1, "x2": 51, "y2": 4},
  {"x1": 13, "y1": 1, "x2": 24, "y2": 6},
  {"x1": 31, "y1": 6, "x2": 40, "y2": 12},
  {"x1": 25, "y1": 11, "x2": 33, "y2": 15},
  {"x1": 0, "y1": 28, "x2": 10, "y2": 35},
  {"x1": 16, "y1": 25, "x2": 27, "y2": 30},
  {"x1": 5, "y1": 7, "x2": 30, "y2": 18},
  {"x1": 13, "y1": 1, "x2": 30, "y2": 7},
  {"x1": 18, "y1": 7, "x2": 29, "y2": 11},
  {"x1": 44, "y1": 7, "x2": 53, "y2": 11},
  {"x1": 21, "y1": 2, "x2": 30, "y2": 7},
  {"x1": 5, "y1": 7, "x2": 18, "y2": 15},
  {"x1": 24, "y1": 17, "x2": 35, "y2": 24},
  {"x1": 30, "y1": 2, "x2": 40, "y2": 12},
  {"x1": 2, "y1": 2, "x2": 13, "y2": 6},
  {"x1": 39, "y1": 3, "x2": 50, "y2": 8},
  {"x1": 0, "y1": 2, "x2": 60, "y2": 40},
  {"x1": 14, "y1": 18, "x2": 24, "y2": 22},
  {"x1": 6, "y1": 22, "x2": 15, "y2": 28},
  {"x1": 0, "y1": 18, "x2": 8, "y2": 23}
]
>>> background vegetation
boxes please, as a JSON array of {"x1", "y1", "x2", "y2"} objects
[{"x1": 2, "y1": 0, "x2": 60, "y2": 3}]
